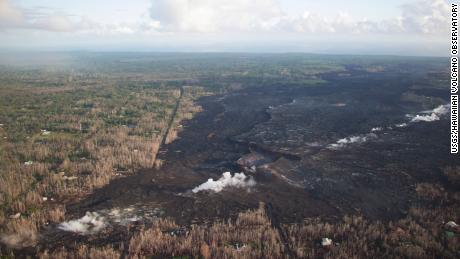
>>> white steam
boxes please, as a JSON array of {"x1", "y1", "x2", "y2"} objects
[
  {"x1": 192, "y1": 172, "x2": 256, "y2": 193},
  {"x1": 328, "y1": 104, "x2": 450, "y2": 150},
  {"x1": 433, "y1": 104, "x2": 450, "y2": 114},
  {"x1": 58, "y1": 206, "x2": 146, "y2": 235},
  {"x1": 395, "y1": 123, "x2": 408, "y2": 128},
  {"x1": 58, "y1": 212, "x2": 106, "y2": 235},
  {"x1": 411, "y1": 114, "x2": 439, "y2": 122},
  {"x1": 410, "y1": 104, "x2": 450, "y2": 123},
  {"x1": 328, "y1": 133, "x2": 377, "y2": 149}
]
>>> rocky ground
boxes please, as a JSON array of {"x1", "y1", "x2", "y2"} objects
[{"x1": 35, "y1": 67, "x2": 459, "y2": 256}]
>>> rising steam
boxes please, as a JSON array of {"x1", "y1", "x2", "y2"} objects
[{"x1": 192, "y1": 172, "x2": 256, "y2": 193}]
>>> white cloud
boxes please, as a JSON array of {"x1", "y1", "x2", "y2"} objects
[
  {"x1": 0, "y1": 0, "x2": 451, "y2": 36},
  {"x1": 0, "y1": 0, "x2": 451, "y2": 53},
  {"x1": 0, "y1": 0, "x2": 95, "y2": 32},
  {"x1": 150, "y1": 0, "x2": 282, "y2": 32},
  {"x1": 148, "y1": 0, "x2": 449, "y2": 36},
  {"x1": 279, "y1": 0, "x2": 448, "y2": 35},
  {"x1": 400, "y1": 0, "x2": 450, "y2": 34},
  {"x1": 0, "y1": 0, "x2": 23, "y2": 27},
  {"x1": 30, "y1": 14, "x2": 92, "y2": 32},
  {"x1": 192, "y1": 172, "x2": 256, "y2": 193}
]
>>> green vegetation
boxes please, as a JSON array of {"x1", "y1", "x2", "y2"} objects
[
  {"x1": 0, "y1": 59, "x2": 210, "y2": 249},
  {"x1": 1, "y1": 53, "x2": 453, "y2": 258}
]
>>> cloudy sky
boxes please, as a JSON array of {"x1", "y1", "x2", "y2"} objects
[{"x1": 0, "y1": 0, "x2": 452, "y2": 55}]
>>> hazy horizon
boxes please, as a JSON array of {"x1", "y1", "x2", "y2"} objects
[{"x1": 0, "y1": 0, "x2": 452, "y2": 56}]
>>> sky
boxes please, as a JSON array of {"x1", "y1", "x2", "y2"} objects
[{"x1": 0, "y1": 0, "x2": 453, "y2": 56}]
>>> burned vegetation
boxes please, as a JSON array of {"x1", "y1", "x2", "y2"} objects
[{"x1": 0, "y1": 53, "x2": 459, "y2": 258}]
